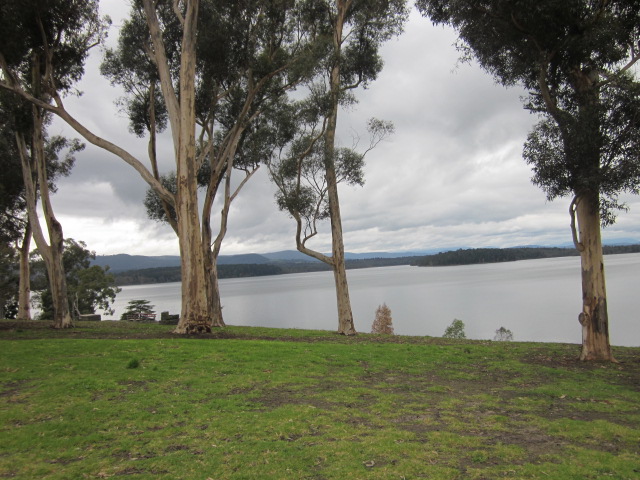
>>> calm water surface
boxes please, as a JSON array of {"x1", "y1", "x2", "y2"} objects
[{"x1": 105, "y1": 253, "x2": 640, "y2": 346}]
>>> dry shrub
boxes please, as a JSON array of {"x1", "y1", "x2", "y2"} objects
[{"x1": 371, "y1": 303, "x2": 394, "y2": 335}]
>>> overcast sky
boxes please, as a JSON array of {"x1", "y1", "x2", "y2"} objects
[{"x1": 48, "y1": 2, "x2": 640, "y2": 257}]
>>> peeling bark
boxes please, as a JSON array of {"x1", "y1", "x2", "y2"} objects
[{"x1": 574, "y1": 193, "x2": 615, "y2": 362}]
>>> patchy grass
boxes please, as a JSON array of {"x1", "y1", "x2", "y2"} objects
[{"x1": 1, "y1": 320, "x2": 639, "y2": 479}]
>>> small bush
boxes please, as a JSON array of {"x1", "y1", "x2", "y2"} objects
[
  {"x1": 127, "y1": 358, "x2": 140, "y2": 369},
  {"x1": 371, "y1": 303, "x2": 394, "y2": 335},
  {"x1": 121, "y1": 299, "x2": 156, "y2": 321},
  {"x1": 494, "y1": 327, "x2": 514, "y2": 341},
  {"x1": 443, "y1": 319, "x2": 466, "y2": 339}
]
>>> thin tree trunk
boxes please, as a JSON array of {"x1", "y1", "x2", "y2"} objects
[
  {"x1": 32, "y1": 106, "x2": 72, "y2": 328},
  {"x1": 324, "y1": 0, "x2": 356, "y2": 335},
  {"x1": 573, "y1": 193, "x2": 614, "y2": 361},
  {"x1": 17, "y1": 223, "x2": 32, "y2": 320},
  {"x1": 16, "y1": 103, "x2": 72, "y2": 329},
  {"x1": 201, "y1": 213, "x2": 225, "y2": 327},
  {"x1": 209, "y1": 255, "x2": 224, "y2": 327},
  {"x1": 17, "y1": 226, "x2": 32, "y2": 320}
]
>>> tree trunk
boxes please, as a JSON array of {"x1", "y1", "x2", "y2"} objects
[
  {"x1": 324, "y1": 0, "x2": 356, "y2": 335},
  {"x1": 209, "y1": 256, "x2": 224, "y2": 327},
  {"x1": 17, "y1": 223, "x2": 32, "y2": 320},
  {"x1": 201, "y1": 215, "x2": 225, "y2": 327},
  {"x1": 574, "y1": 193, "x2": 614, "y2": 361},
  {"x1": 169, "y1": 0, "x2": 212, "y2": 334},
  {"x1": 174, "y1": 212, "x2": 211, "y2": 333},
  {"x1": 16, "y1": 100, "x2": 72, "y2": 329},
  {"x1": 32, "y1": 106, "x2": 72, "y2": 329}
]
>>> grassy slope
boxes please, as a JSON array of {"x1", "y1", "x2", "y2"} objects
[{"x1": 1, "y1": 321, "x2": 639, "y2": 479}]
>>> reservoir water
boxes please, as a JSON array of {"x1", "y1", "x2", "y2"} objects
[{"x1": 104, "y1": 253, "x2": 640, "y2": 347}]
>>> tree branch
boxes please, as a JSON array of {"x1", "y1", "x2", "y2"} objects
[
  {"x1": 0, "y1": 80, "x2": 176, "y2": 207},
  {"x1": 570, "y1": 195, "x2": 585, "y2": 252}
]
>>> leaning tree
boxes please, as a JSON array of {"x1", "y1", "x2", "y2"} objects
[
  {"x1": 0, "y1": 1, "x2": 100, "y2": 328},
  {"x1": 267, "y1": 96, "x2": 394, "y2": 334},
  {"x1": 417, "y1": 0, "x2": 640, "y2": 360},
  {"x1": 281, "y1": 0, "x2": 409, "y2": 335}
]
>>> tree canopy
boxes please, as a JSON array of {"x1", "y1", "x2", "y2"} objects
[{"x1": 31, "y1": 239, "x2": 120, "y2": 320}]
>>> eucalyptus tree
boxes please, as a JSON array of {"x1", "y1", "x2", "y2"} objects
[
  {"x1": 130, "y1": 0, "x2": 324, "y2": 329},
  {"x1": 0, "y1": 244, "x2": 19, "y2": 319},
  {"x1": 0, "y1": 93, "x2": 29, "y2": 319},
  {"x1": 417, "y1": 0, "x2": 640, "y2": 361},
  {"x1": 0, "y1": 0, "x2": 321, "y2": 333},
  {"x1": 280, "y1": 0, "x2": 409, "y2": 334},
  {"x1": 0, "y1": 64, "x2": 83, "y2": 329},
  {"x1": 100, "y1": 6, "x2": 175, "y2": 232},
  {"x1": 31, "y1": 239, "x2": 120, "y2": 320},
  {"x1": 268, "y1": 102, "x2": 393, "y2": 334}
]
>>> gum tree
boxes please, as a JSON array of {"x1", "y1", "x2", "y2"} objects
[
  {"x1": 31, "y1": 239, "x2": 119, "y2": 320},
  {"x1": 1, "y1": 0, "x2": 318, "y2": 333},
  {"x1": 417, "y1": 0, "x2": 640, "y2": 360},
  {"x1": 268, "y1": 100, "x2": 393, "y2": 334},
  {"x1": 0, "y1": 1, "x2": 101, "y2": 328},
  {"x1": 137, "y1": 0, "x2": 323, "y2": 328},
  {"x1": 0, "y1": 93, "x2": 29, "y2": 320},
  {"x1": 289, "y1": 0, "x2": 409, "y2": 334}
]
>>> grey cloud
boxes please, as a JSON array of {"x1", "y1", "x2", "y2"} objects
[{"x1": 39, "y1": 9, "x2": 639, "y2": 256}]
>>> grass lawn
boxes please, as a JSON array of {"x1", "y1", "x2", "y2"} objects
[{"x1": 1, "y1": 320, "x2": 639, "y2": 479}]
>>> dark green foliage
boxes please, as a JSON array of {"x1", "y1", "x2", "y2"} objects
[
  {"x1": 110, "y1": 245, "x2": 640, "y2": 285},
  {"x1": 126, "y1": 358, "x2": 140, "y2": 369},
  {"x1": 412, "y1": 247, "x2": 580, "y2": 266},
  {"x1": 120, "y1": 299, "x2": 155, "y2": 321},
  {"x1": 0, "y1": 0, "x2": 107, "y2": 94},
  {"x1": 32, "y1": 239, "x2": 120, "y2": 320},
  {"x1": 139, "y1": 0, "x2": 325, "y2": 229},
  {"x1": 305, "y1": 0, "x2": 409, "y2": 90},
  {"x1": 269, "y1": 107, "x2": 393, "y2": 239},
  {"x1": 412, "y1": 245, "x2": 640, "y2": 267},
  {"x1": 100, "y1": 6, "x2": 168, "y2": 138},
  {"x1": 0, "y1": 93, "x2": 28, "y2": 246},
  {"x1": 0, "y1": 244, "x2": 19, "y2": 319}
]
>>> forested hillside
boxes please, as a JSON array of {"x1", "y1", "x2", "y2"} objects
[
  {"x1": 112, "y1": 245, "x2": 640, "y2": 285},
  {"x1": 411, "y1": 245, "x2": 640, "y2": 267}
]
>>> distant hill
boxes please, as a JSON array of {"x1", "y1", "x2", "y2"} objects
[
  {"x1": 96, "y1": 242, "x2": 640, "y2": 280},
  {"x1": 92, "y1": 254, "x2": 181, "y2": 272},
  {"x1": 94, "y1": 249, "x2": 439, "y2": 272},
  {"x1": 93, "y1": 253, "x2": 272, "y2": 272}
]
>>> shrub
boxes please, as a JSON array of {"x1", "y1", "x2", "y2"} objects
[
  {"x1": 443, "y1": 319, "x2": 466, "y2": 339},
  {"x1": 120, "y1": 299, "x2": 155, "y2": 321},
  {"x1": 371, "y1": 303, "x2": 394, "y2": 335},
  {"x1": 127, "y1": 358, "x2": 140, "y2": 369},
  {"x1": 494, "y1": 326, "x2": 514, "y2": 341}
]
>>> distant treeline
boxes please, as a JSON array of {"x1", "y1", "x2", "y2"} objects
[
  {"x1": 113, "y1": 246, "x2": 640, "y2": 285},
  {"x1": 113, "y1": 256, "x2": 416, "y2": 285},
  {"x1": 114, "y1": 264, "x2": 284, "y2": 285},
  {"x1": 410, "y1": 245, "x2": 640, "y2": 267}
]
